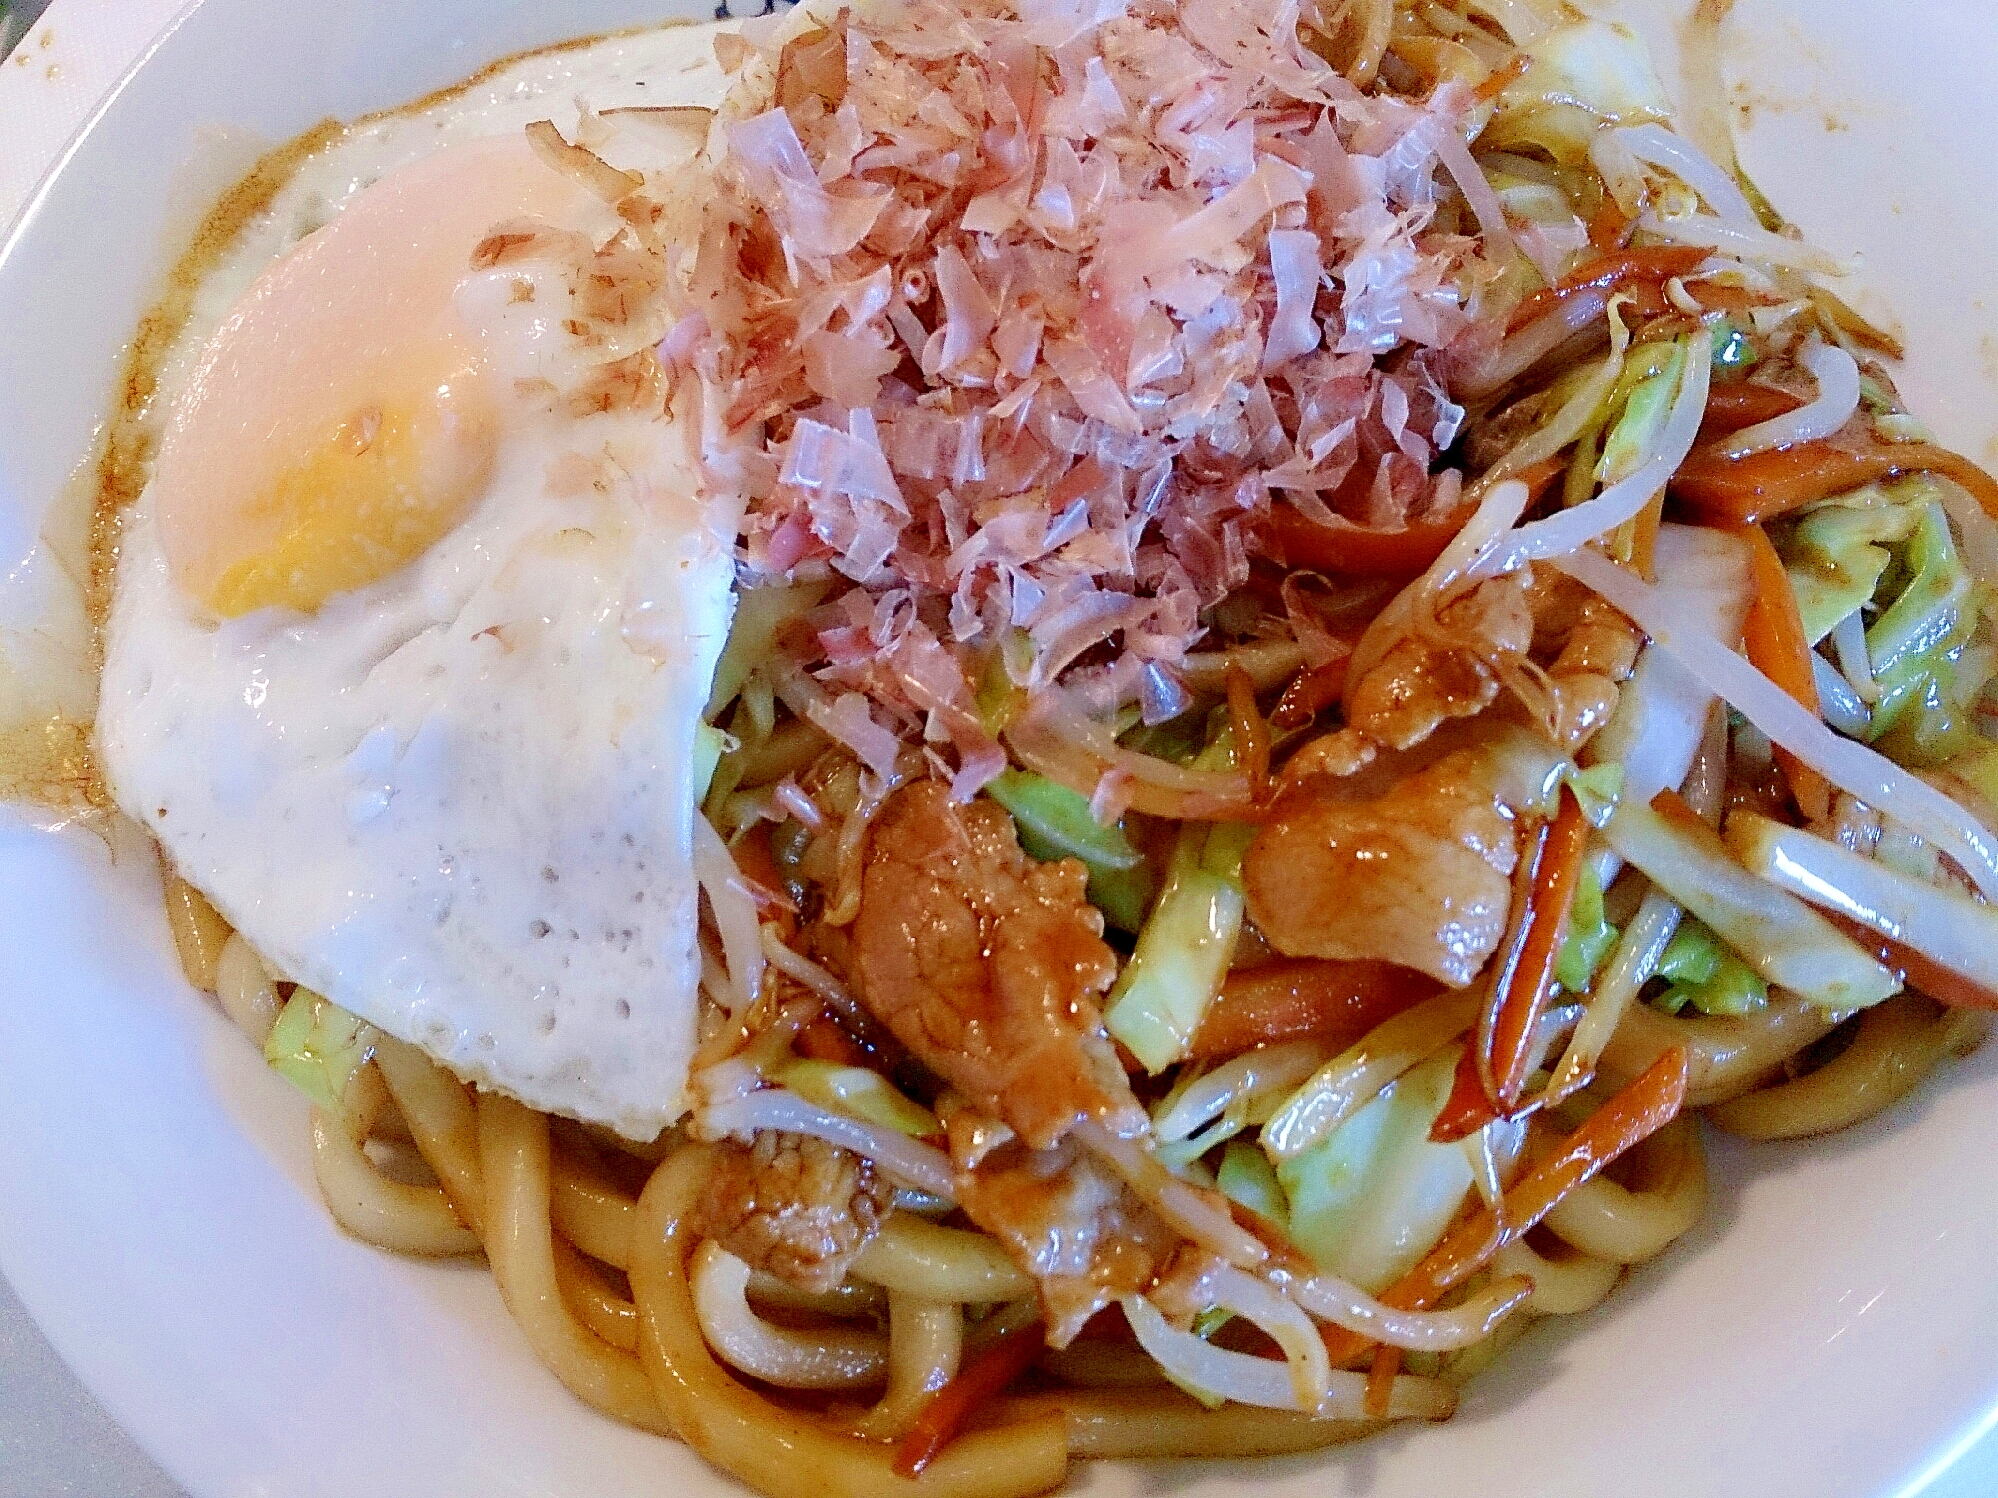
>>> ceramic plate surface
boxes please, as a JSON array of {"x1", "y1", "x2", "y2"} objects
[{"x1": 2, "y1": 1, "x2": 1996, "y2": 1494}]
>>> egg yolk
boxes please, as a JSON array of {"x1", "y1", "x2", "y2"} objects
[{"x1": 155, "y1": 133, "x2": 603, "y2": 617}]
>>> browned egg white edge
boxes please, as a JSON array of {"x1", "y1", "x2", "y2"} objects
[{"x1": 8, "y1": 18, "x2": 705, "y2": 819}]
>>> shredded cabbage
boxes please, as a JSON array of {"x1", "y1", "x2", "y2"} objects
[
  {"x1": 1103, "y1": 827, "x2": 1245, "y2": 1073},
  {"x1": 1275, "y1": 1047, "x2": 1479, "y2": 1294},
  {"x1": 774, "y1": 1058, "x2": 941, "y2": 1139},
  {"x1": 265, "y1": 989, "x2": 375, "y2": 1118}
]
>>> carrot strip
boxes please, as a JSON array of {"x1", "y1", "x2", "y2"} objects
[
  {"x1": 1363, "y1": 1344, "x2": 1401, "y2": 1418},
  {"x1": 1226, "y1": 662, "x2": 1273, "y2": 803},
  {"x1": 1586, "y1": 192, "x2": 1632, "y2": 253},
  {"x1": 1672, "y1": 433, "x2": 1998, "y2": 525},
  {"x1": 1187, "y1": 959, "x2": 1436, "y2": 1062},
  {"x1": 1435, "y1": 824, "x2": 1545, "y2": 1139},
  {"x1": 1504, "y1": 246, "x2": 1709, "y2": 334},
  {"x1": 1822, "y1": 911, "x2": 1998, "y2": 1013},
  {"x1": 1486, "y1": 790, "x2": 1590, "y2": 1113},
  {"x1": 1270, "y1": 657, "x2": 1351, "y2": 730},
  {"x1": 894, "y1": 1319, "x2": 1046, "y2": 1477},
  {"x1": 1323, "y1": 1046, "x2": 1691, "y2": 1367},
  {"x1": 1699, "y1": 382, "x2": 1805, "y2": 439},
  {"x1": 1266, "y1": 506, "x2": 1473, "y2": 581},
  {"x1": 1471, "y1": 50, "x2": 1531, "y2": 104},
  {"x1": 1266, "y1": 457, "x2": 1564, "y2": 580},
  {"x1": 1428, "y1": 1042, "x2": 1497, "y2": 1143},
  {"x1": 1734, "y1": 523, "x2": 1833, "y2": 821}
]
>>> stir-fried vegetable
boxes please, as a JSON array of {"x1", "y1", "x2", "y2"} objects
[
  {"x1": 1555, "y1": 862, "x2": 1620, "y2": 992},
  {"x1": 1735, "y1": 521, "x2": 1831, "y2": 818},
  {"x1": 1482, "y1": 789, "x2": 1590, "y2": 1112},
  {"x1": 1650, "y1": 919, "x2": 1768, "y2": 1017},
  {"x1": 1216, "y1": 1140, "x2": 1288, "y2": 1223},
  {"x1": 1603, "y1": 791, "x2": 1897, "y2": 1011},
  {"x1": 1276, "y1": 1048, "x2": 1483, "y2": 1294},
  {"x1": 1673, "y1": 433, "x2": 1998, "y2": 528},
  {"x1": 1726, "y1": 812, "x2": 1998, "y2": 1008},
  {"x1": 894, "y1": 1320, "x2": 1047, "y2": 1477},
  {"x1": 1779, "y1": 491, "x2": 1919, "y2": 644},
  {"x1": 1866, "y1": 501, "x2": 1988, "y2": 765},
  {"x1": 1104, "y1": 827, "x2": 1246, "y2": 1073},
  {"x1": 1319, "y1": 1047, "x2": 1691, "y2": 1368},
  {"x1": 985, "y1": 768, "x2": 1155, "y2": 931},
  {"x1": 265, "y1": 988, "x2": 374, "y2": 1117},
  {"x1": 774, "y1": 1058, "x2": 941, "y2": 1139}
]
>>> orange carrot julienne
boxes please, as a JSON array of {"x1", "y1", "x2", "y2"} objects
[
  {"x1": 1485, "y1": 789, "x2": 1590, "y2": 1115},
  {"x1": 1324, "y1": 1046, "x2": 1690, "y2": 1367},
  {"x1": 1672, "y1": 432, "x2": 1998, "y2": 526},
  {"x1": 1364, "y1": 1343, "x2": 1401, "y2": 1418},
  {"x1": 1699, "y1": 382, "x2": 1805, "y2": 439},
  {"x1": 1734, "y1": 522, "x2": 1833, "y2": 822},
  {"x1": 894, "y1": 1319, "x2": 1046, "y2": 1477},
  {"x1": 1822, "y1": 911, "x2": 1998, "y2": 1013},
  {"x1": 1428, "y1": 1040, "x2": 1497, "y2": 1144}
]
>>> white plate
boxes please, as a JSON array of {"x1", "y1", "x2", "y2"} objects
[{"x1": 3, "y1": 1, "x2": 1996, "y2": 1495}]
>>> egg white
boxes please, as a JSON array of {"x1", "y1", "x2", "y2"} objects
[{"x1": 97, "y1": 22, "x2": 743, "y2": 1139}]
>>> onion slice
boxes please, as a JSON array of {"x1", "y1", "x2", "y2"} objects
[
  {"x1": 1602, "y1": 794, "x2": 1899, "y2": 1011},
  {"x1": 1636, "y1": 210, "x2": 1851, "y2": 275},
  {"x1": 1716, "y1": 341, "x2": 1860, "y2": 459},
  {"x1": 1261, "y1": 989, "x2": 1481, "y2": 1160},
  {"x1": 1153, "y1": 1039, "x2": 1333, "y2": 1144},
  {"x1": 693, "y1": 813, "x2": 766, "y2": 1011},
  {"x1": 1211, "y1": 1265, "x2": 1332, "y2": 1412},
  {"x1": 1119, "y1": 1296, "x2": 1453, "y2": 1419},
  {"x1": 1555, "y1": 547, "x2": 1998, "y2": 901}
]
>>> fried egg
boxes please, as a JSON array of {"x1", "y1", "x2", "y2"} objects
[{"x1": 96, "y1": 25, "x2": 740, "y2": 1139}]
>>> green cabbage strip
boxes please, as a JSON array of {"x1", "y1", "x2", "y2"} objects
[
  {"x1": 1104, "y1": 824, "x2": 1245, "y2": 1074},
  {"x1": 1649, "y1": 918, "x2": 1768, "y2": 1017},
  {"x1": 1598, "y1": 340, "x2": 1685, "y2": 488},
  {"x1": 984, "y1": 768, "x2": 1154, "y2": 932},
  {"x1": 1554, "y1": 861, "x2": 1620, "y2": 993},
  {"x1": 265, "y1": 989, "x2": 374, "y2": 1116},
  {"x1": 1779, "y1": 488, "x2": 1919, "y2": 645},
  {"x1": 1215, "y1": 1139, "x2": 1287, "y2": 1223},
  {"x1": 1274, "y1": 1047, "x2": 1474, "y2": 1295},
  {"x1": 1867, "y1": 500, "x2": 1990, "y2": 765}
]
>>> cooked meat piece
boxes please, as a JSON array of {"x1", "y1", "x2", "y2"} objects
[
  {"x1": 955, "y1": 1139, "x2": 1179, "y2": 1346},
  {"x1": 853, "y1": 780, "x2": 1145, "y2": 1149},
  {"x1": 1244, "y1": 747, "x2": 1519, "y2": 987},
  {"x1": 690, "y1": 1132, "x2": 891, "y2": 1294},
  {"x1": 1345, "y1": 574, "x2": 1532, "y2": 750}
]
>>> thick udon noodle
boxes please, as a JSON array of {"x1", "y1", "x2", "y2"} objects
[{"x1": 159, "y1": 706, "x2": 1982, "y2": 1494}]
